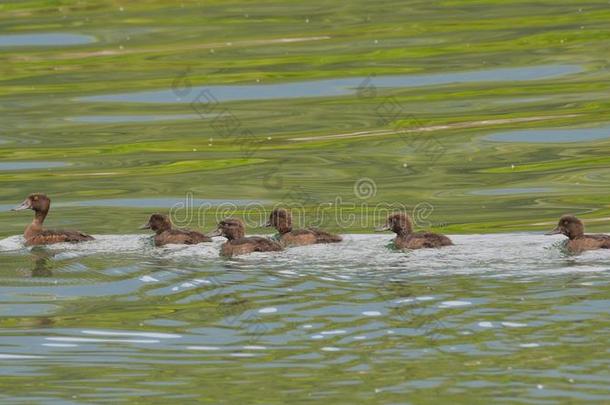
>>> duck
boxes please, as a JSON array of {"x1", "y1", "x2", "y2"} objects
[
  {"x1": 11, "y1": 193, "x2": 94, "y2": 246},
  {"x1": 376, "y1": 212, "x2": 452, "y2": 249},
  {"x1": 207, "y1": 218, "x2": 283, "y2": 257},
  {"x1": 547, "y1": 215, "x2": 610, "y2": 253},
  {"x1": 264, "y1": 208, "x2": 342, "y2": 246},
  {"x1": 140, "y1": 213, "x2": 211, "y2": 247}
]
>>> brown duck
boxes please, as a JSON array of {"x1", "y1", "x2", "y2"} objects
[
  {"x1": 12, "y1": 193, "x2": 94, "y2": 246},
  {"x1": 208, "y1": 218, "x2": 283, "y2": 257},
  {"x1": 376, "y1": 212, "x2": 452, "y2": 249},
  {"x1": 140, "y1": 213, "x2": 211, "y2": 247},
  {"x1": 547, "y1": 215, "x2": 610, "y2": 253},
  {"x1": 264, "y1": 208, "x2": 342, "y2": 247}
]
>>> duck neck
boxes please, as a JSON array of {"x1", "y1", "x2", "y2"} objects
[
  {"x1": 395, "y1": 228, "x2": 411, "y2": 238},
  {"x1": 226, "y1": 229, "x2": 245, "y2": 241},
  {"x1": 25, "y1": 209, "x2": 47, "y2": 238},
  {"x1": 155, "y1": 225, "x2": 171, "y2": 235},
  {"x1": 276, "y1": 223, "x2": 292, "y2": 235}
]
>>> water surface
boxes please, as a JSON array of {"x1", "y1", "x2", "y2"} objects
[
  {"x1": 0, "y1": 234, "x2": 608, "y2": 402},
  {"x1": 0, "y1": 161, "x2": 69, "y2": 171},
  {"x1": 487, "y1": 125, "x2": 610, "y2": 143},
  {"x1": 82, "y1": 65, "x2": 581, "y2": 104},
  {"x1": 0, "y1": 198, "x2": 267, "y2": 213},
  {"x1": 3, "y1": 1, "x2": 610, "y2": 402},
  {"x1": 68, "y1": 114, "x2": 201, "y2": 124},
  {"x1": 471, "y1": 187, "x2": 553, "y2": 196},
  {"x1": 0, "y1": 33, "x2": 95, "y2": 47},
  {"x1": 63, "y1": 197, "x2": 267, "y2": 208}
]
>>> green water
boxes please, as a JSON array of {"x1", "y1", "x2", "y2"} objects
[
  {"x1": 1, "y1": 0, "x2": 610, "y2": 234},
  {"x1": 1, "y1": 234, "x2": 610, "y2": 403},
  {"x1": 1, "y1": 0, "x2": 610, "y2": 403}
]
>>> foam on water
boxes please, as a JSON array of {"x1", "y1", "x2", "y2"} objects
[
  {"x1": 81, "y1": 330, "x2": 182, "y2": 339},
  {"x1": 258, "y1": 307, "x2": 278, "y2": 314},
  {"x1": 1, "y1": 233, "x2": 610, "y2": 276},
  {"x1": 0, "y1": 234, "x2": 223, "y2": 259},
  {"x1": 0, "y1": 235, "x2": 25, "y2": 252},
  {"x1": 0, "y1": 353, "x2": 43, "y2": 359},
  {"x1": 45, "y1": 337, "x2": 160, "y2": 344},
  {"x1": 187, "y1": 346, "x2": 221, "y2": 351},
  {"x1": 439, "y1": 300, "x2": 472, "y2": 308}
]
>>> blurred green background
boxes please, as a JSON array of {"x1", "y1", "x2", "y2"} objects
[{"x1": 1, "y1": 0, "x2": 610, "y2": 236}]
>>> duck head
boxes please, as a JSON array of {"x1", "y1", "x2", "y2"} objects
[
  {"x1": 12, "y1": 193, "x2": 50, "y2": 214},
  {"x1": 140, "y1": 214, "x2": 172, "y2": 234},
  {"x1": 264, "y1": 208, "x2": 292, "y2": 234},
  {"x1": 547, "y1": 215, "x2": 584, "y2": 240},
  {"x1": 375, "y1": 212, "x2": 413, "y2": 235},
  {"x1": 207, "y1": 218, "x2": 245, "y2": 240}
]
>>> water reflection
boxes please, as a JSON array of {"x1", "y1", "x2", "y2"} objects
[
  {"x1": 0, "y1": 33, "x2": 95, "y2": 47},
  {"x1": 0, "y1": 161, "x2": 69, "y2": 171},
  {"x1": 470, "y1": 187, "x2": 553, "y2": 196},
  {"x1": 62, "y1": 197, "x2": 268, "y2": 208},
  {"x1": 487, "y1": 124, "x2": 610, "y2": 143},
  {"x1": 82, "y1": 64, "x2": 582, "y2": 103},
  {"x1": 0, "y1": 234, "x2": 608, "y2": 401},
  {"x1": 68, "y1": 114, "x2": 201, "y2": 124},
  {"x1": 30, "y1": 250, "x2": 54, "y2": 278},
  {"x1": 0, "y1": 198, "x2": 267, "y2": 213}
]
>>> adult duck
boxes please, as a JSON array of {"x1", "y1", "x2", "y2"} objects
[{"x1": 12, "y1": 193, "x2": 94, "y2": 246}]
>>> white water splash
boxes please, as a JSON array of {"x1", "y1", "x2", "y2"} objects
[
  {"x1": 1, "y1": 233, "x2": 610, "y2": 277},
  {"x1": 81, "y1": 330, "x2": 181, "y2": 339}
]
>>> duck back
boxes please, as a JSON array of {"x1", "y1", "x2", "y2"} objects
[
  {"x1": 566, "y1": 234, "x2": 610, "y2": 252},
  {"x1": 154, "y1": 229, "x2": 211, "y2": 246},
  {"x1": 395, "y1": 232, "x2": 452, "y2": 250},
  {"x1": 308, "y1": 227, "x2": 343, "y2": 243},
  {"x1": 280, "y1": 230, "x2": 317, "y2": 246},
  {"x1": 280, "y1": 228, "x2": 342, "y2": 246},
  {"x1": 221, "y1": 236, "x2": 283, "y2": 257},
  {"x1": 26, "y1": 229, "x2": 94, "y2": 246}
]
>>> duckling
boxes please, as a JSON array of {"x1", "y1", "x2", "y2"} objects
[
  {"x1": 264, "y1": 208, "x2": 342, "y2": 246},
  {"x1": 140, "y1": 213, "x2": 211, "y2": 247},
  {"x1": 376, "y1": 212, "x2": 452, "y2": 249},
  {"x1": 208, "y1": 218, "x2": 283, "y2": 257},
  {"x1": 11, "y1": 193, "x2": 94, "y2": 246},
  {"x1": 547, "y1": 215, "x2": 610, "y2": 253}
]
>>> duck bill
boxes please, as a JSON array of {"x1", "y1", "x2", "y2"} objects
[
  {"x1": 206, "y1": 228, "x2": 223, "y2": 237},
  {"x1": 11, "y1": 199, "x2": 31, "y2": 211},
  {"x1": 260, "y1": 220, "x2": 272, "y2": 228},
  {"x1": 374, "y1": 224, "x2": 391, "y2": 232},
  {"x1": 139, "y1": 222, "x2": 151, "y2": 230},
  {"x1": 546, "y1": 226, "x2": 562, "y2": 235}
]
